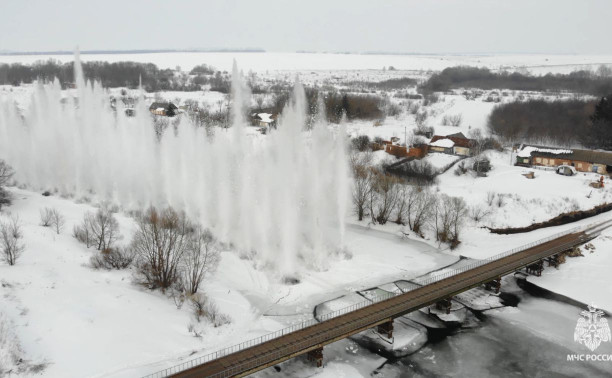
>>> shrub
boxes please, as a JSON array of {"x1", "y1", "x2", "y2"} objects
[
  {"x1": 1, "y1": 216, "x2": 24, "y2": 266},
  {"x1": 0, "y1": 188, "x2": 10, "y2": 211},
  {"x1": 0, "y1": 312, "x2": 23, "y2": 373},
  {"x1": 385, "y1": 160, "x2": 437, "y2": 185},
  {"x1": 40, "y1": 208, "x2": 65, "y2": 234},
  {"x1": 351, "y1": 135, "x2": 371, "y2": 152},
  {"x1": 473, "y1": 157, "x2": 491, "y2": 173},
  {"x1": 131, "y1": 206, "x2": 220, "y2": 292},
  {"x1": 189, "y1": 293, "x2": 231, "y2": 327},
  {"x1": 486, "y1": 191, "x2": 496, "y2": 207},
  {"x1": 442, "y1": 114, "x2": 463, "y2": 127},
  {"x1": 0, "y1": 161, "x2": 14, "y2": 212},
  {"x1": 74, "y1": 207, "x2": 120, "y2": 250},
  {"x1": 90, "y1": 248, "x2": 134, "y2": 270},
  {"x1": 432, "y1": 195, "x2": 467, "y2": 249},
  {"x1": 189, "y1": 64, "x2": 215, "y2": 75},
  {"x1": 454, "y1": 162, "x2": 468, "y2": 176},
  {"x1": 40, "y1": 208, "x2": 53, "y2": 227},
  {"x1": 181, "y1": 228, "x2": 220, "y2": 295}
]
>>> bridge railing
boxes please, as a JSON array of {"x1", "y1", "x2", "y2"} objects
[{"x1": 142, "y1": 221, "x2": 601, "y2": 378}]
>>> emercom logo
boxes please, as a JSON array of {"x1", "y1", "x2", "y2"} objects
[{"x1": 574, "y1": 304, "x2": 611, "y2": 352}]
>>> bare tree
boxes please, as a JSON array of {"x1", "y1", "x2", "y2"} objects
[
  {"x1": 0, "y1": 160, "x2": 14, "y2": 187},
  {"x1": 370, "y1": 171, "x2": 401, "y2": 225},
  {"x1": 40, "y1": 208, "x2": 54, "y2": 227},
  {"x1": 50, "y1": 210, "x2": 65, "y2": 235},
  {"x1": 74, "y1": 207, "x2": 120, "y2": 250},
  {"x1": 433, "y1": 195, "x2": 468, "y2": 249},
  {"x1": 394, "y1": 184, "x2": 410, "y2": 225},
  {"x1": 486, "y1": 191, "x2": 496, "y2": 207},
  {"x1": 0, "y1": 160, "x2": 14, "y2": 212},
  {"x1": 90, "y1": 247, "x2": 134, "y2": 270},
  {"x1": 1, "y1": 216, "x2": 25, "y2": 265},
  {"x1": 407, "y1": 187, "x2": 435, "y2": 237},
  {"x1": 40, "y1": 208, "x2": 65, "y2": 234},
  {"x1": 415, "y1": 111, "x2": 428, "y2": 128},
  {"x1": 132, "y1": 207, "x2": 191, "y2": 289},
  {"x1": 351, "y1": 162, "x2": 373, "y2": 221},
  {"x1": 181, "y1": 227, "x2": 220, "y2": 295},
  {"x1": 469, "y1": 205, "x2": 492, "y2": 223},
  {"x1": 442, "y1": 114, "x2": 463, "y2": 127}
]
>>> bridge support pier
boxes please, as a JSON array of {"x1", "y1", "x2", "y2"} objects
[
  {"x1": 526, "y1": 260, "x2": 544, "y2": 276},
  {"x1": 547, "y1": 254, "x2": 561, "y2": 268},
  {"x1": 436, "y1": 298, "x2": 452, "y2": 314},
  {"x1": 307, "y1": 347, "x2": 323, "y2": 368},
  {"x1": 377, "y1": 320, "x2": 394, "y2": 339},
  {"x1": 485, "y1": 277, "x2": 501, "y2": 293}
]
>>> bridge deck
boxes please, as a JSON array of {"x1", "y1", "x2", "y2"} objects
[{"x1": 173, "y1": 231, "x2": 588, "y2": 378}]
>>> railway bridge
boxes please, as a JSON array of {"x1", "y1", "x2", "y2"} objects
[{"x1": 144, "y1": 220, "x2": 610, "y2": 378}]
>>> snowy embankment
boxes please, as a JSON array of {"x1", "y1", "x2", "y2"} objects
[
  {"x1": 526, "y1": 227, "x2": 612, "y2": 313},
  {"x1": 0, "y1": 188, "x2": 264, "y2": 378},
  {"x1": 0, "y1": 186, "x2": 457, "y2": 377}
]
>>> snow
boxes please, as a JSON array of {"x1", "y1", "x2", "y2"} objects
[
  {"x1": 420, "y1": 153, "x2": 460, "y2": 171},
  {"x1": 2, "y1": 52, "x2": 612, "y2": 74},
  {"x1": 527, "y1": 227, "x2": 612, "y2": 313},
  {"x1": 256, "y1": 113, "x2": 274, "y2": 123},
  {"x1": 518, "y1": 146, "x2": 573, "y2": 158},
  {"x1": 429, "y1": 139, "x2": 454, "y2": 148},
  {"x1": 1, "y1": 51, "x2": 612, "y2": 377},
  {"x1": 435, "y1": 150, "x2": 612, "y2": 231},
  {"x1": 0, "y1": 188, "x2": 460, "y2": 377}
]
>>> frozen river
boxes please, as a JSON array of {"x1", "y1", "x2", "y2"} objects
[{"x1": 254, "y1": 279, "x2": 612, "y2": 377}]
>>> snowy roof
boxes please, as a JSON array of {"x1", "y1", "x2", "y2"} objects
[
  {"x1": 429, "y1": 138, "x2": 455, "y2": 148},
  {"x1": 256, "y1": 113, "x2": 274, "y2": 123},
  {"x1": 518, "y1": 146, "x2": 572, "y2": 158},
  {"x1": 149, "y1": 102, "x2": 177, "y2": 110},
  {"x1": 430, "y1": 134, "x2": 472, "y2": 148}
]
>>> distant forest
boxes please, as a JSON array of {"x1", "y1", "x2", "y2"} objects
[
  {"x1": 487, "y1": 99, "x2": 596, "y2": 146},
  {"x1": 420, "y1": 66, "x2": 612, "y2": 97},
  {"x1": 0, "y1": 60, "x2": 227, "y2": 92}
]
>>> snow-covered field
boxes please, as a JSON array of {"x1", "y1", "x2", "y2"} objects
[
  {"x1": 1, "y1": 52, "x2": 612, "y2": 377},
  {"x1": 0, "y1": 187, "x2": 459, "y2": 377},
  {"x1": 2, "y1": 52, "x2": 612, "y2": 74}
]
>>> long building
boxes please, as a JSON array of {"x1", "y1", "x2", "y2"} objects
[{"x1": 516, "y1": 145, "x2": 612, "y2": 174}]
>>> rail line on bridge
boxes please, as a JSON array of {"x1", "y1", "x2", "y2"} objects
[{"x1": 143, "y1": 220, "x2": 609, "y2": 378}]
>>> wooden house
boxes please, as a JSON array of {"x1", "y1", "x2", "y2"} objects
[
  {"x1": 149, "y1": 102, "x2": 178, "y2": 117},
  {"x1": 428, "y1": 132, "x2": 473, "y2": 156},
  {"x1": 516, "y1": 145, "x2": 612, "y2": 174},
  {"x1": 251, "y1": 113, "x2": 278, "y2": 128}
]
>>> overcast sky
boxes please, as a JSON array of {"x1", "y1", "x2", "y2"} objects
[{"x1": 1, "y1": 0, "x2": 609, "y2": 54}]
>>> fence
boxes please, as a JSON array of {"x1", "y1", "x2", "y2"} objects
[{"x1": 142, "y1": 221, "x2": 602, "y2": 378}]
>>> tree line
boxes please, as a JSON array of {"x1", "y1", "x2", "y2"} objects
[
  {"x1": 267, "y1": 88, "x2": 383, "y2": 124},
  {"x1": 350, "y1": 152, "x2": 468, "y2": 249},
  {"x1": 419, "y1": 66, "x2": 612, "y2": 97},
  {"x1": 487, "y1": 98, "x2": 596, "y2": 146},
  {"x1": 0, "y1": 59, "x2": 202, "y2": 92}
]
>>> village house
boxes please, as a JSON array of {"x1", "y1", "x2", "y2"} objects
[
  {"x1": 149, "y1": 102, "x2": 179, "y2": 117},
  {"x1": 428, "y1": 132, "x2": 473, "y2": 156},
  {"x1": 383, "y1": 142, "x2": 428, "y2": 158},
  {"x1": 516, "y1": 145, "x2": 612, "y2": 175},
  {"x1": 251, "y1": 113, "x2": 277, "y2": 128}
]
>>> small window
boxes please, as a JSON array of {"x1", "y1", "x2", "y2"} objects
[{"x1": 536, "y1": 157, "x2": 542, "y2": 163}]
